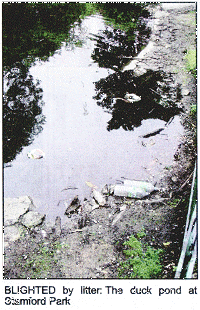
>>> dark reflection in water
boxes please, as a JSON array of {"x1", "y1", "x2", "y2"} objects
[
  {"x1": 3, "y1": 64, "x2": 45, "y2": 163},
  {"x1": 91, "y1": 24, "x2": 150, "y2": 71},
  {"x1": 91, "y1": 3, "x2": 151, "y2": 70},
  {"x1": 3, "y1": 2, "x2": 153, "y2": 166},
  {"x1": 94, "y1": 69, "x2": 182, "y2": 131},
  {"x1": 2, "y1": 3, "x2": 86, "y2": 164},
  {"x1": 2, "y1": 2, "x2": 86, "y2": 67}
]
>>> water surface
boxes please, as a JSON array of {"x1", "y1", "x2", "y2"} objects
[{"x1": 4, "y1": 15, "x2": 184, "y2": 222}]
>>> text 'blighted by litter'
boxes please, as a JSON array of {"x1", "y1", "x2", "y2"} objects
[{"x1": 2, "y1": 283, "x2": 198, "y2": 308}]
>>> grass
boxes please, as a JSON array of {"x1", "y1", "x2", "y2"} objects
[
  {"x1": 184, "y1": 49, "x2": 196, "y2": 77},
  {"x1": 118, "y1": 234, "x2": 163, "y2": 279}
]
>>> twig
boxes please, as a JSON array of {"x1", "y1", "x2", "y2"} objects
[
  {"x1": 69, "y1": 229, "x2": 83, "y2": 234},
  {"x1": 179, "y1": 171, "x2": 193, "y2": 190}
]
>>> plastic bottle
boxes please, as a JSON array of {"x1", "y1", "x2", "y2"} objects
[
  {"x1": 114, "y1": 185, "x2": 148, "y2": 198},
  {"x1": 123, "y1": 180, "x2": 157, "y2": 192},
  {"x1": 114, "y1": 180, "x2": 158, "y2": 198}
]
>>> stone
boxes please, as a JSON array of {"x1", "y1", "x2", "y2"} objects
[
  {"x1": 53, "y1": 216, "x2": 62, "y2": 237},
  {"x1": 182, "y1": 88, "x2": 190, "y2": 96},
  {"x1": 171, "y1": 176, "x2": 178, "y2": 183},
  {"x1": 20, "y1": 211, "x2": 45, "y2": 228},
  {"x1": 65, "y1": 196, "x2": 81, "y2": 215},
  {"x1": 92, "y1": 189, "x2": 106, "y2": 206},
  {"x1": 4, "y1": 196, "x2": 35, "y2": 226},
  {"x1": 82, "y1": 200, "x2": 93, "y2": 213},
  {"x1": 4, "y1": 225, "x2": 25, "y2": 246}
]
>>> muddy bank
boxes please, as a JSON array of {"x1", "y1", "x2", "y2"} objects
[{"x1": 4, "y1": 3, "x2": 197, "y2": 279}]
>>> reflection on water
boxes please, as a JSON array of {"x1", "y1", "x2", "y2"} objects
[
  {"x1": 2, "y1": 2, "x2": 86, "y2": 67},
  {"x1": 94, "y1": 69, "x2": 182, "y2": 131},
  {"x1": 91, "y1": 25, "x2": 150, "y2": 71},
  {"x1": 3, "y1": 64, "x2": 45, "y2": 163},
  {"x1": 3, "y1": 9, "x2": 184, "y2": 221}
]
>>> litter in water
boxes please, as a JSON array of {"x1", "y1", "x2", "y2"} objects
[
  {"x1": 27, "y1": 149, "x2": 45, "y2": 159},
  {"x1": 124, "y1": 93, "x2": 141, "y2": 103}
]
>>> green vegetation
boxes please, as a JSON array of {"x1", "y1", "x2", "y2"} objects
[
  {"x1": 184, "y1": 49, "x2": 196, "y2": 77},
  {"x1": 168, "y1": 198, "x2": 180, "y2": 208},
  {"x1": 136, "y1": 227, "x2": 146, "y2": 239},
  {"x1": 118, "y1": 234, "x2": 163, "y2": 279},
  {"x1": 190, "y1": 104, "x2": 197, "y2": 116}
]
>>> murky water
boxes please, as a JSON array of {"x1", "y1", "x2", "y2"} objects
[{"x1": 4, "y1": 15, "x2": 184, "y2": 222}]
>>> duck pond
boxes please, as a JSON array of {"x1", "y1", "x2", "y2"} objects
[{"x1": 3, "y1": 3, "x2": 184, "y2": 222}]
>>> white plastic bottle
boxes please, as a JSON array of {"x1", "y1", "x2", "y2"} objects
[
  {"x1": 114, "y1": 185, "x2": 149, "y2": 198},
  {"x1": 123, "y1": 180, "x2": 156, "y2": 192}
]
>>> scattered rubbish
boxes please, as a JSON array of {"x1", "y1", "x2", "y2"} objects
[
  {"x1": 61, "y1": 186, "x2": 78, "y2": 192},
  {"x1": 64, "y1": 196, "x2": 81, "y2": 215},
  {"x1": 114, "y1": 180, "x2": 158, "y2": 198},
  {"x1": 124, "y1": 93, "x2": 141, "y2": 103},
  {"x1": 141, "y1": 139, "x2": 155, "y2": 147},
  {"x1": 92, "y1": 189, "x2": 106, "y2": 206},
  {"x1": 163, "y1": 241, "x2": 172, "y2": 247},
  {"x1": 4, "y1": 163, "x2": 12, "y2": 168},
  {"x1": 141, "y1": 128, "x2": 165, "y2": 138},
  {"x1": 101, "y1": 184, "x2": 115, "y2": 195},
  {"x1": 27, "y1": 149, "x2": 45, "y2": 159},
  {"x1": 86, "y1": 181, "x2": 97, "y2": 189}
]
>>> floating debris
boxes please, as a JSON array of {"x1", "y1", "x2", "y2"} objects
[
  {"x1": 124, "y1": 93, "x2": 141, "y2": 103},
  {"x1": 141, "y1": 128, "x2": 165, "y2": 138},
  {"x1": 61, "y1": 186, "x2": 78, "y2": 192},
  {"x1": 27, "y1": 149, "x2": 45, "y2": 159},
  {"x1": 86, "y1": 181, "x2": 97, "y2": 189}
]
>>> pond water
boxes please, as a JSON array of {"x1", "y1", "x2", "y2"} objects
[{"x1": 4, "y1": 15, "x2": 184, "y2": 222}]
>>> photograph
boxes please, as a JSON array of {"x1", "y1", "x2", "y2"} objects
[{"x1": 2, "y1": 0, "x2": 198, "y2": 308}]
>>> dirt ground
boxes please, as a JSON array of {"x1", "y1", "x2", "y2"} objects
[{"x1": 4, "y1": 3, "x2": 197, "y2": 279}]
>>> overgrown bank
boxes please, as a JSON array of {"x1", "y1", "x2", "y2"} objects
[{"x1": 4, "y1": 3, "x2": 197, "y2": 279}]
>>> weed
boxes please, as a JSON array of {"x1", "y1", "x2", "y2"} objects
[
  {"x1": 190, "y1": 104, "x2": 197, "y2": 116},
  {"x1": 118, "y1": 235, "x2": 163, "y2": 279},
  {"x1": 137, "y1": 227, "x2": 146, "y2": 239},
  {"x1": 168, "y1": 198, "x2": 180, "y2": 208}
]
